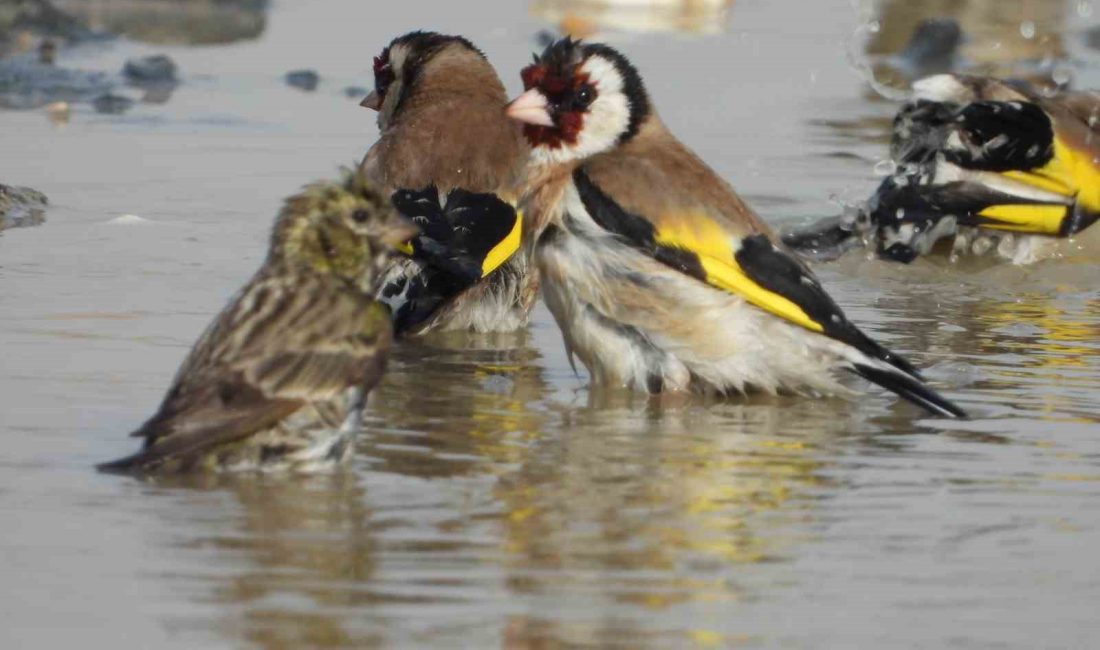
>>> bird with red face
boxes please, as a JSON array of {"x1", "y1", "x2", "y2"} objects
[
  {"x1": 505, "y1": 38, "x2": 967, "y2": 417},
  {"x1": 362, "y1": 31, "x2": 535, "y2": 337}
]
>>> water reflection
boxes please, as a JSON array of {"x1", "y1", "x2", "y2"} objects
[
  {"x1": 829, "y1": 256, "x2": 1100, "y2": 422},
  {"x1": 530, "y1": 0, "x2": 733, "y2": 36},
  {"x1": 155, "y1": 473, "x2": 381, "y2": 647},
  {"x1": 366, "y1": 333, "x2": 549, "y2": 480},
  {"x1": 154, "y1": 336, "x2": 886, "y2": 647}
]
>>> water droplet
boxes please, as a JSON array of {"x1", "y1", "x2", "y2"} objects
[
  {"x1": 1051, "y1": 64, "x2": 1073, "y2": 86},
  {"x1": 873, "y1": 159, "x2": 896, "y2": 176},
  {"x1": 895, "y1": 208, "x2": 906, "y2": 220},
  {"x1": 868, "y1": 20, "x2": 881, "y2": 34},
  {"x1": 1020, "y1": 21, "x2": 1036, "y2": 40},
  {"x1": 1078, "y1": 1, "x2": 1094, "y2": 18}
]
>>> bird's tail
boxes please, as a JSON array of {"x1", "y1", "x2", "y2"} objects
[
  {"x1": 96, "y1": 450, "x2": 155, "y2": 474},
  {"x1": 850, "y1": 361, "x2": 968, "y2": 418}
]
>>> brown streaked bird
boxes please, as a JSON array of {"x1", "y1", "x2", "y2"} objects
[
  {"x1": 785, "y1": 74, "x2": 1100, "y2": 265},
  {"x1": 361, "y1": 30, "x2": 536, "y2": 337},
  {"x1": 98, "y1": 171, "x2": 416, "y2": 474},
  {"x1": 506, "y1": 38, "x2": 967, "y2": 417}
]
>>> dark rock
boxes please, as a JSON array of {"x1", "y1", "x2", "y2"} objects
[
  {"x1": 895, "y1": 18, "x2": 963, "y2": 76},
  {"x1": 285, "y1": 69, "x2": 318, "y2": 92},
  {"x1": 92, "y1": 92, "x2": 133, "y2": 114},
  {"x1": 0, "y1": 183, "x2": 48, "y2": 231},
  {"x1": 37, "y1": 37, "x2": 55, "y2": 64},
  {"x1": 123, "y1": 54, "x2": 176, "y2": 83}
]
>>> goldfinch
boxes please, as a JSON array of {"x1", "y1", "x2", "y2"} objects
[
  {"x1": 361, "y1": 31, "x2": 535, "y2": 336},
  {"x1": 506, "y1": 38, "x2": 966, "y2": 417},
  {"x1": 787, "y1": 74, "x2": 1100, "y2": 264},
  {"x1": 98, "y1": 171, "x2": 416, "y2": 474}
]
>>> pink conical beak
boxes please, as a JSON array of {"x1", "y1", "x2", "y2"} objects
[
  {"x1": 506, "y1": 89, "x2": 554, "y2": 126},
  {"x1": 360, "y1": 91, "x2": 381, "y2": 111}
]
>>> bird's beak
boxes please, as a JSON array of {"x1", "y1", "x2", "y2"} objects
[
  {"x1": 374, "y1": 214, "x2": 419, "y2": 249},
  {"x1": 360, "y1": 91, "x2": 381, "y2": 111},
  {"x1": 506, "y1": 89, "x2": 554, "y2": 127}
]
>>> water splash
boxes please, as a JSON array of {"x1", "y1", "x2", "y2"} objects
[{"x1": 844, "y1": 4, "x2": 911, "y2": 102}]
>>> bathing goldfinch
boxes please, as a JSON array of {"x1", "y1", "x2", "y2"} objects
[
  {"x1": 506, "y1": 38, "x2": 966, "y2": 417},
  {"x1": 362, "y1": 31, "x2": 536, "y2": 337},
  {"x1": 787, "y1": 74, "x2": 1100, "y2": 264},
  {"x1": 98, "y1": 171, "x2": 416, "y2": 473}
]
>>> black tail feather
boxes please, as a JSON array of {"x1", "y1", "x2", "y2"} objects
[
  {"x1": 96, "y1": 452, "x2": 147, "y2": 474},
  {"x1": 851, "y1": 363, "x2": 968, "y2": 419}
]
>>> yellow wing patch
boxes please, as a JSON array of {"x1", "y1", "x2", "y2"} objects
[
  {"x1": 992, "y1": 136, "x2": 1100, "y2": 234},
  {"x1": 481, "y1": 209, "x2": 522, "y2": 278},
  {"x1": 651, "y1": 213, "x2": 824, "y2": 335},
  {"x1": 978, "y1": 204, "x2": 1068, "y2": 234},
  {"x1": 697, "y1": 257, "x2": 824, "y2": 333}
]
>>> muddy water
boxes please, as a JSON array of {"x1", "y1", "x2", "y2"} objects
[{"x1": 2, "y1": 0, "x2": 1099, "y2": 647}]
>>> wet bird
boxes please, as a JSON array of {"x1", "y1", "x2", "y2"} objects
[
  {"x1": 506, "y1": 38, "x2": 966, "y2": 417},
  {"x1": 361, "y1": 31, "x2": 536, "y2": 336},
  {"x1": 98, "y1": 171, "x2": 416, "y2": 474},
  {"x1": 787, "y1": 74, "x2": 1100, "y2": 264}
]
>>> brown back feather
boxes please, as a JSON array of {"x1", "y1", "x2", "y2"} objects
[{"x1": 365, "y1": 44, "x2": 527, "y2": 196}]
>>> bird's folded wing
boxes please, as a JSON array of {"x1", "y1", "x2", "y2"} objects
[
  {"x1": 573, "y1": 168, "x2": 918, "y2": 376},
  {"x1": 390, "y1": 186, "x2": 522, "y2": 283},
  {"x1": 122, "y1": 277, "x2": 391, "y2": 467}
]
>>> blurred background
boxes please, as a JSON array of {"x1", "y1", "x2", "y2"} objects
[{"x1": 2, "y1": 1, "x2": 1099, "y2": 648}]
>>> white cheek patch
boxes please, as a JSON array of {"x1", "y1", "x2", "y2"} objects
[
  {"x1": 529, "y1": 55, "x2": 633, "y2": 166},
  {"x1": 573, "y1": 56, "x2": 632, "y2": 159}
]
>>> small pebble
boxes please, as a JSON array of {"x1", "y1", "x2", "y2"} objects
[
  {"x1": 123, "y1": 55, "x2": 177, "y2": 83},
  {"x1": 285, "y1": 69, "x2": 319, "y2": 91},
  {"x1": 45, "y1": 101, "x2": 70, "y2": 124}
]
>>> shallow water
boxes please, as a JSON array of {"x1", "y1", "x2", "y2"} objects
[{"x1": 2, "y1": 0, "x2": 1099, "y2": 647}]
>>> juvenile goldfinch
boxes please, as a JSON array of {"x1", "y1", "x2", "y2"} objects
[
  {"x1": 787, "y1": 74, "x2": 1100, "y2": 264},
  {"x1": 98, "y1": 171, "x2": 416, "y2": 474},
  {"x1": 506, "y1": 38, "x2": 966, "y2": 417},
  {"x1": 361, "y1": 31, "x2": 535, "y2": 336}
]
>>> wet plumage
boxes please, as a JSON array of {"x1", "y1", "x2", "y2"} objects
[
  {"x1": 362, "y1": 31, "x2": 536, "y2": 337},
  {"x1": 508, "y1": 38, "x2": 966, "y2": 417},
  {"x1": 786, "y1": 74, "x2": 1100, "y2": 265},
  {"x1": 98, "y1": 171, "x2": 415, "y2": 473}
]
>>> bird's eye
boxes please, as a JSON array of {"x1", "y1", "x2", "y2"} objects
[
  {"x1": 373, "y1": 55, "x2": 395, "y2": 98},
  {"x1": 574, "y1": 84, "x2": 595, "y2": 108},
  {"x1": 352, "y1": 209, "x2": 370, "y2": 223}
]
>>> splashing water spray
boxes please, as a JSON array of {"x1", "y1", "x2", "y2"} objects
[{"x1": 844, "y1": 0, "x2": 912, "y2": 102}]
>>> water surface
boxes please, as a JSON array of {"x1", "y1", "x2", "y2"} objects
[{"x1": 2, "y1": 0, "x2": 1099, "y2": 647}]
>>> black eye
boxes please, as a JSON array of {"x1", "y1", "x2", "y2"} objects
[
  {"x1": 574, "y1": 85, "x2": 595, "y2": 108},
  {"x1": 352, "y1": 209, "x2": 370, "y2": 223},
  {"x1": 373, "y1": 54, "x2": 395, "y2": 98}
]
